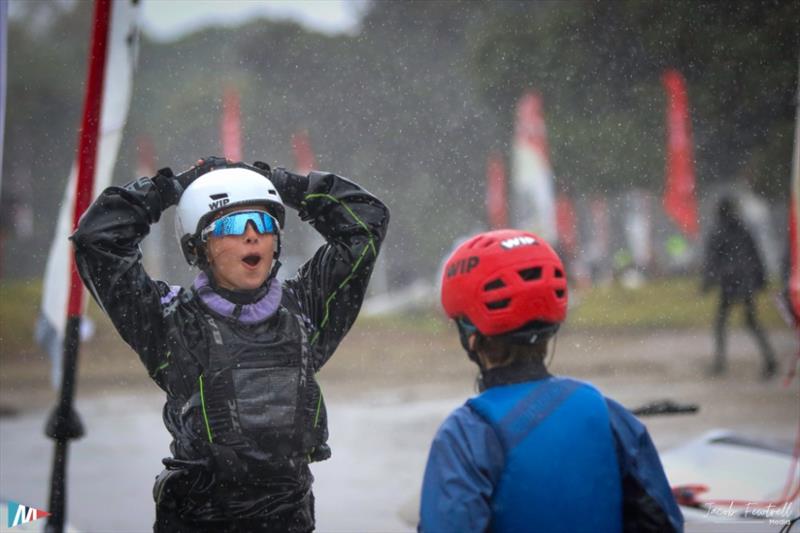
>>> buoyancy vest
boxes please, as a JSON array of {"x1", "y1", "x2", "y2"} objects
[
  {"x1": 467, "y1": 377, "x2": 623, "y2": 533},
  {"x1": 193, "y1": 297, "x2": 328, "y2": 479}
]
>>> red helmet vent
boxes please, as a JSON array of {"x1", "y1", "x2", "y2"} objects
[
  {"x1": 519, "y1": 267, "x2": 542, "y2": 281},
  {"x1": 555, "y1": 289, "x2": 566, "y2": 298},
  {"x1": 484, "y1": 279, "x2": 505, "y2": 291},
  {"x1": 486, "y1": 299, "x2": 511, "y2": 310},
  {"x1": 555, "y1": 268, "x2": 564, "y2": 278}
]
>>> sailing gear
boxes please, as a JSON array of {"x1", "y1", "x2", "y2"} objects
[
  {"x1": 200, "y1": 210, "x2": 278, "y2": 240},
  {"x1": 441, "y1": 229, "x2": 567, "y2": 342},
  {"x1": 419, "y1": 367, "x2": 684, "y2": 533},
  {"x1": 72, "y1": 166, "x2": 389, "y2": 525},
  {"x1": 175, "y1": 161, "x2": 286, "y2": 266}
]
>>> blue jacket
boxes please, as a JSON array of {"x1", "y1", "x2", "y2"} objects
[{"x1": 419, "y1": 368, "x2": 683, "y2": 533}]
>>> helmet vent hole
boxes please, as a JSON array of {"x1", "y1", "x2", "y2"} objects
[
  {"x1": 483, "y1": 279, "x2": 505, "y2": 291},
  {"x1": 555, "y1": 268, "x2": 564, "y2": 278},
  {"x1": 486, "y1": 299, "x2": 510, "y2": 310},
  {"x1": 518, "y1": 267, "x2": 542, "y2": 281},
  {"x1": 555, "y1": 289, "x2": 565, "y2": 298}
]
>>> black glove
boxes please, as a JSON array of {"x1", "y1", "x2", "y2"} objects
[
  {"x1": 253, "y1": 161, "x2": 308, "y2": 210},
  {"x1": 153, "y1": 156, "x2": 230, "y2": 208}
]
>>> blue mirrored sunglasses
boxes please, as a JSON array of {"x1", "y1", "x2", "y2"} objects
[{"x1": 201, "y1": 211, "x2": 277, "y2": 241}]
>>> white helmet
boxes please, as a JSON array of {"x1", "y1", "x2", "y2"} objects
[{"x1": 175, "y1": 165, "x2": 285, "y2": 266}]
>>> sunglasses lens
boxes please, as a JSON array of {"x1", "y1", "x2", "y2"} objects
[{"x1": 203, "y1": 211, "x2": 276, "y2": 239}]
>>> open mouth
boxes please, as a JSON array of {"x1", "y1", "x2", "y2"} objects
[{"x1": 242, "y1": 254, "x2": 262, "y2": 267}]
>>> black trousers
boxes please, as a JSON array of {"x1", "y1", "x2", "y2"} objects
[
  {"x1": 152, "y1": 465, "x2": 315, "y2": 533},
  {"x1": 713, "y1": 292, "x2": 776, "y2": 375},
  {"x1": 154, "y1": 491, "x2": 314, "y2": 533}
]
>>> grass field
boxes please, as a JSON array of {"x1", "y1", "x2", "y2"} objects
[{"x1": 0, "y1": 276, "x2": 791, "y2": 360}]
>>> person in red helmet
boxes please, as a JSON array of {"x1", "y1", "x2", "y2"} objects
[{"x1": 419, "y1": 229, "x2": 683, "y2": 533}]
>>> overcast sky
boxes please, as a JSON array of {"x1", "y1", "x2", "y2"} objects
[{"x1": 140, "y1": 0, "x2": 364, "y2": 41}]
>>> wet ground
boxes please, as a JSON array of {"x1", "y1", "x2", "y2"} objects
[{"x1": 0, "y1": 326, "x2": 797, "y2": 532}]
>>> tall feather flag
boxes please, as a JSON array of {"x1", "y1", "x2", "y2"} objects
[
  {"x1": 486, "y1": 150, "x2": 508, "y2": 229},
  {"x1": 511, "y1": 91, "x2": 557, "y2": 243},
  {"x1": 221, "y1": 85, "x2": 242, "y2": 161},
  {"x1": 36, "y1": 1, "x2": 139, "y2": 384},
  {"x1": 662, "y1": 69, "x2": 699, "y2": 239},
  {"x1": 40, "y1": 3, "x2": 140, "y2": 529}
]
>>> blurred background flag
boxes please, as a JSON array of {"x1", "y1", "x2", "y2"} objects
[
  {"x1": 221, "y1": 84, "x2": 242, "y2": 161},
  {"x1": 36, "y1": 0, "x2": 140, "y2": 387},
  {"x1": 137, "y1": 134, "x2": 166, "y2": 280},
  {"x1": 511, "y1": 91, "x2": 557, "y2": 243},
  {"x1": 626, "y1": 189, "x2": 653, "y2": 272},
  {"x1": 292, "y1": 129, "x2": 316, "y2": 175},
  {"x1": 662, "y1": 69, "x2": 699, "y2": 240},
  {"x1": 555, "y1": 192, "x2": 577, "y2": 259},
  {"x1": 485, "y1": 150, "x2": 507, "y2": 230}
]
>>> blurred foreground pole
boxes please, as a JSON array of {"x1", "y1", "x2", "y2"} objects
[
  {"x1": 790, "y1": 58, "x2": 800, "y2": 322},
  {"x1": 0, "y1": 0, "x2": 7, "y2": 194},
  {"x1": 787, "y1": 56, "x2": 800, "y2": 385},
  {"x1": 44, "y1": 2, "x2": 112, "y2": 531}
]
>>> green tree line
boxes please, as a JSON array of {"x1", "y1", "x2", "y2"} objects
[{"x1": 2, "y1": 0, "x2": 797, "y2": 282}]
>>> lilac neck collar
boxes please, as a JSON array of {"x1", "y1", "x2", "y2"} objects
[{"x1": 193, "y1": 272, "x2": 282, "y2": 324}]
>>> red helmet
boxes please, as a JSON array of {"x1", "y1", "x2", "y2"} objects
[{"x1": 441, "y1": 230, "x2": 568, "y2": 337}]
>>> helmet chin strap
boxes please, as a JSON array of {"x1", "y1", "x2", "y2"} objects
[{"x1": 456, "y1": 318, "x2": 483, "y2": 367}]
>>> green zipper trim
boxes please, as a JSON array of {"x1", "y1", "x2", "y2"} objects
[
  {"x1": 198, "y1": 375, "x2": 214, "y2": 443},
  {"x1": 303, "y1": 193, "x2": 378, "y2": 346},
  {"x1": 151, "y1": 350, "x2": 172, "y2": 377},
  {"x1": 313, "y1": 389, "x2": 324, "y2": 428}
]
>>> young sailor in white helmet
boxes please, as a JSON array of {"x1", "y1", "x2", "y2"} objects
[{"x1": 72, "y1": 156, "x2": 389, "y2": 532}]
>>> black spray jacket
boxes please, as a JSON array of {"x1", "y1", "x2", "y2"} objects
[{"x1": 72, "y1": 169, "x2": 389, "y2": 521}]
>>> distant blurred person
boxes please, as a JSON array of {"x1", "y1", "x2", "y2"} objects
[
  {"x1": 702, "y1": 196, "x2": 777, "y2": 379},
  {"x1": 420, "y1": 229, "x2": 683, "y2": 533},
  {"x1": 72, "y1": 157, "x2": 389, "y2": 532}
]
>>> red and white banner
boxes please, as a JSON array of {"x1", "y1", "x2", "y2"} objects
[
  {"x1": 292, "y1": 129, "x2": 316, "y2": 175},
  {"x1": 486, "y1": 150, "x2": 507, "y2": 230},
  {"x1": 511, "y1": 91, "x2": 557, "y2": 242},
  {"x1": 662, "y1": 69, "x2": 699, "y2": 239},
  {"x1": 221, "y1": 85, "x2": 242, "y2": 161},
  {"x1": 38, "y1": 0, "x2": 139, "y2": 385}
]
